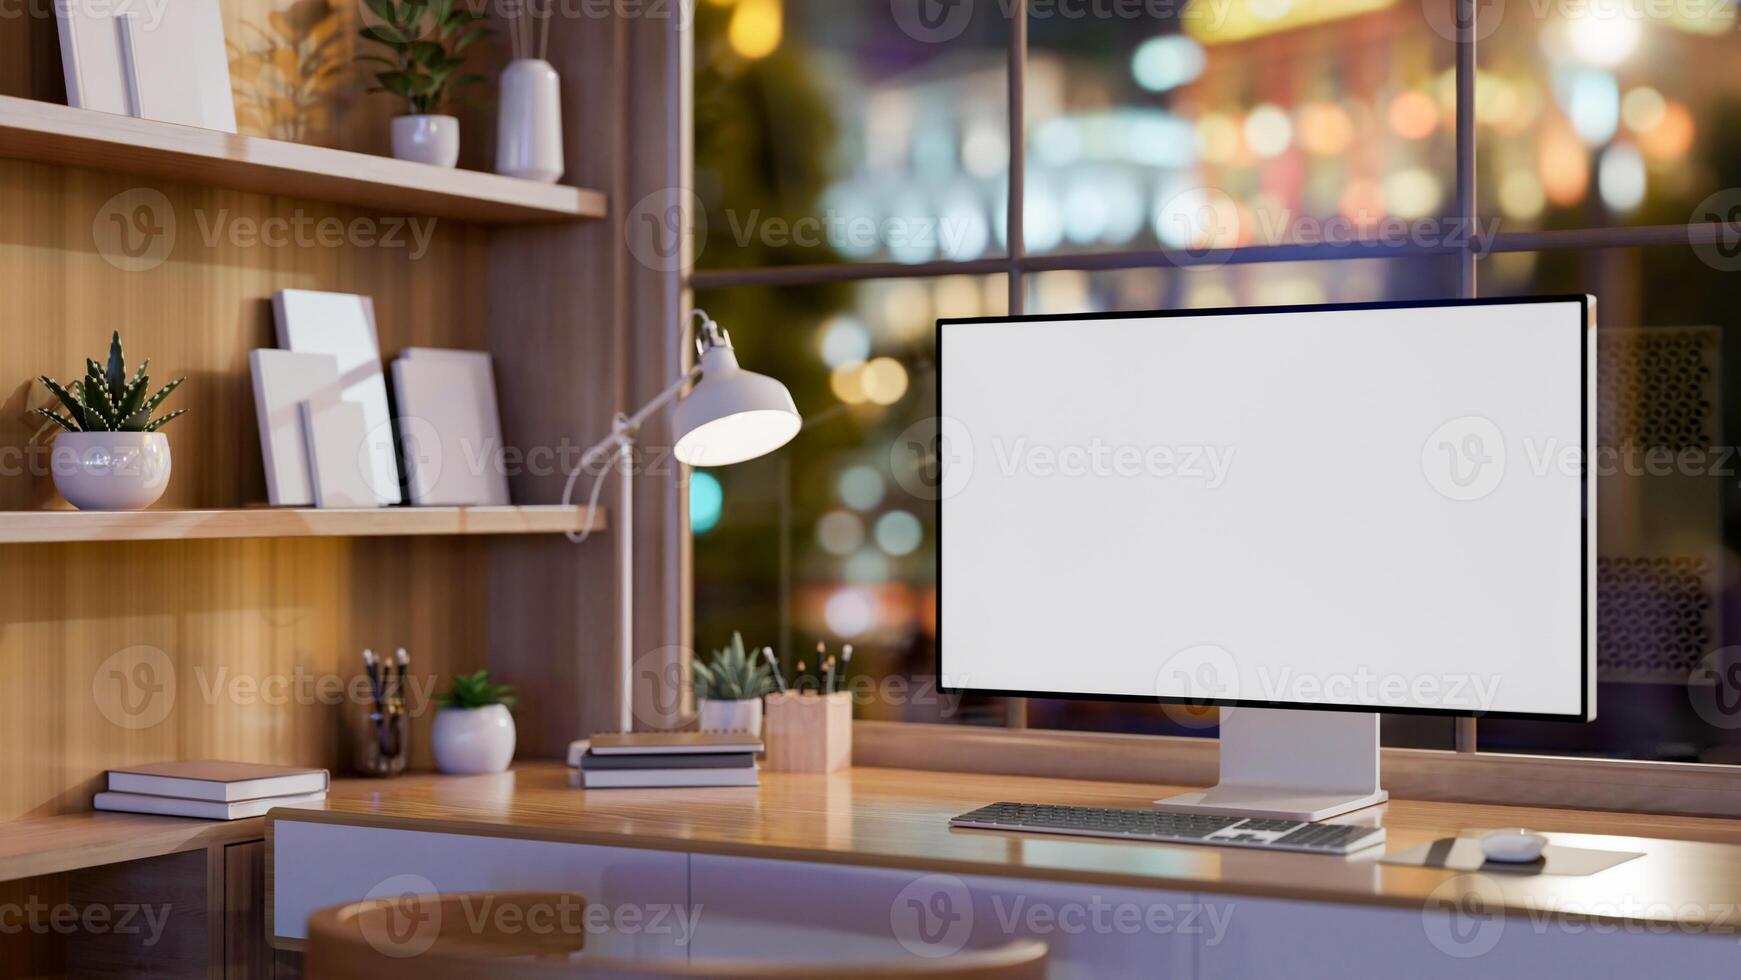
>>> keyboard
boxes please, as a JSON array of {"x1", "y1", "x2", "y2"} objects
[{"x1": 950, "y1": 802, "x2": 1386, "y2": 855}]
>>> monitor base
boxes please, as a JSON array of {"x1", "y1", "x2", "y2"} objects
[
  {"x1": 1154, "y1": 707, "x2": 1388, "y2": 822},
  {"x1": 1153, "y1": 785, "x2": 1389, "y2": 822}
]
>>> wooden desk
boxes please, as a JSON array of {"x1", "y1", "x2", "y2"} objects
[{"x1": 270, "y1": 762, "x2": 1741, "y2": 935}]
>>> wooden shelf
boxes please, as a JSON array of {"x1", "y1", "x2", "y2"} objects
[
  {"x1": 0, "y1": 96, "x2": 605, "y2": 224},
  {"x1": 0, "y1": 505, "x2": 604, "y2": 544},
  {"x1": 0, "y1": 811, "x2": 266, "y2": 882}
]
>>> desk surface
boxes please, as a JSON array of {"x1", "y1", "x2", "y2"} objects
[{"x1": 268, "y1": 763, "x2": 1741, "y2": 935}]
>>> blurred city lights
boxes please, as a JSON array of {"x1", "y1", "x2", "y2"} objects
[
  {"x1": 875, "y1": 511, "x2": 925, "y2": 556},
  {"x1": 1242, "y1": 104, "x2": 1293, "y2": 158},
  {"x1": 859, "y1": 357, "x2": 910, "y2": 406},
  {"x1": 1597, "y1": 142, "x2": 1646, "y2": 212},
  {"x1": 838, "y1": 465, "x2": 886, "y2": 511},
  {"x1": 823, "y1": 588, "x2": 875, "y2": 637},
  {"x1": 818, "y1": 315, "x2": 871, "y2": 368},
  {"x1": 1387, "y1": 90, "x2": 1438, "y2": 140},
  {"x1": 689, "y1": 470, "x2": 723, "y2": 534},
  {"x1": 726, "y1": 0, "x2": 781, "y2": 59},
  {"x1": 816, "y1": 510, "x2": 864, "y2": 555},
  {"x1": 1131, "y1": 35, "x2": 1206, "y2": 92},
  {"x1": 1565, "y1": 1, "x2": 1642, "y2": 67}
]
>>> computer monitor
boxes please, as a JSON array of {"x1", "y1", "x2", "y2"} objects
[{"x1": 938, "y1": 296, "x2": 1594, "y2": 820}]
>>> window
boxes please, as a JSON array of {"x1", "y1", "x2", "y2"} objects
[{"x1": 691, "y1": 0, "x2": 1741, "y2": 763}]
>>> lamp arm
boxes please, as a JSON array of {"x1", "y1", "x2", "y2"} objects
[{"x1": 559, "y1": 364, "x2": 703, "y2": 544}]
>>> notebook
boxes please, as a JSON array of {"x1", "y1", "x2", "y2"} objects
[
  {"x1": 579, "y1": 767, "x2": 759, "y2": 789},
  {"x1": 580, "y1": 751, "x2": 755, "y2": 771},
  {"x1": 588, "y1": 733, "x2": 763, "y2": 756},
  {"x1": 107, "y1": 761, "x2": 329, "y2": 802},
  {"x1": 94, "y1": 789, "x2": 327, "y2": 821}
]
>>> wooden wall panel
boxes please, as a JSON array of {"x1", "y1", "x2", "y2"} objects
[
  {"x1": 0, "y1": 159, "x2": 493, "y2": 820},
  {"x1": 0, "y1": 536, "x2": 488, "y2": 820}
]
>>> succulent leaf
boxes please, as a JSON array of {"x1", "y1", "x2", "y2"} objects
[
  {"x1": 695, "y1": 631, "x2": 774, "y2": 701},
  {"x1": 31, "y1": 408, "x2": 79, "y2": 432},
  {"x1": 142, "y1": 409, "x2": 187, "y2": 432},
  {"x1": 105, "y1": 331, "x2": 126, "y2": 406}
]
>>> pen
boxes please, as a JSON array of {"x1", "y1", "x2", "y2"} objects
[
  {"x1": 763, "y1": 647, "x2": 786, "y2": 693},
  {"x1": 824, "y1": 656, "x2": 836, "y2": 694}
]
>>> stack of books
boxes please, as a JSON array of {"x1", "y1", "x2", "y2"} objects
[
  {"x1": 570, "y1": 732, "x2": 762, "y2": 788},
  {"x1": 93, "y1": 761, "x2": 329, "y2": 820}
]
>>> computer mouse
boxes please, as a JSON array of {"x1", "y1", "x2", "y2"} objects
[{"x1": 1481, "y1": 828, "x2": 1547, "y2": 863}]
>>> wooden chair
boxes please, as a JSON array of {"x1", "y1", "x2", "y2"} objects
[{"x1": 306, "y1": 891, "x2": 1048, "y2": 980}]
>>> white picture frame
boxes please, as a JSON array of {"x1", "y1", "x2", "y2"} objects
[
  {"x1": 55, "y1": 0, "x2": 238, "y2": 133},
  {"x1": 249, "y1": 349, "x2": 343, "y2": 507},
  {"x1": 394, "y1": 349, "x2": 511, "y2": 506},
  {"x1": 272, "y1": 289, "x2": 403, "y2": 506}
]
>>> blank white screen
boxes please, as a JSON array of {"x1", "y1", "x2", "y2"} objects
[{"x1": 939, "y1": 301, "x2": 1590, "y2": 719}]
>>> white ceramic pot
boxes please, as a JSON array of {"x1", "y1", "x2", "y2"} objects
[
  {"x1": 496, "y1": 59, "x2": 563, "y2": 183},
  {"x1": 698, "y1": 698, "x2": 763, "y2": 737},
  {"x1": 391, "y1": 114, "x2": 460, "y2": 168},
  {"x1": 432, "y1": 704, "x2": 516, "y2": 774},
  {"x1": 51, "y1": 431, "x2": 171, "y2": 511}
]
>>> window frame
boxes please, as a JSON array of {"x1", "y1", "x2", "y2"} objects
[{"x1": 681, "y1": 0, "x2": 1735, "y2": 785}]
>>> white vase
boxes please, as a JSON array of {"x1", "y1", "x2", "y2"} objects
[
  {"x1": 698, "y1": 698, "x2": 763, "y2": 737},
  {"x1": 50, "y1": 431, "x2": 171, "y2": 511},
  {"x1": 432, "y1": 704, "x2": 516, "y2": 774},
  {"x1": 391, "y1": 114, "x2": 460, "y2": 168},
  {"x1": 496, "y1": 59, "x2": 563, "y2": 183}
]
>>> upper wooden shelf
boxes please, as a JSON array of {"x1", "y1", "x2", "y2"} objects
[
  {"x1": 0, "y1": 505, "x2": 603, "y2": 544},
  {"x1": 0, "y1": 96, "x2": 605, "y2": 224}
]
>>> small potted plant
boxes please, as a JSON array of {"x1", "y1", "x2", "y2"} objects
[
  {"x1": 34, "y1": 331, "x2": 186, "y2": 511},
  {"x1": 357, "y1": 0, "x2": 491, "y2": 167},
  {"x1": 692, "y1": 632, "x2": 775, "y2": 736},
  {"x1": 432, "y1": 669, "x2": 516, "y2": 774}
]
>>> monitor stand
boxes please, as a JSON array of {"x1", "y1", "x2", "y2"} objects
[{"x1": 1154, "y1": 707, "x2": 1388, "y2": 821}]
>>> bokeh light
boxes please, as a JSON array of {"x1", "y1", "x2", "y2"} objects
[
  {"x1": 838, "y1": 465, "x2": 886, "y2": 511},
  {"x1": 690, "y1": 470, "x2": 723, "y2": 534},
  {"x1": 875, "y1": 511, "x2": 924, "y2": 556},
  {"x1": 816, "y1": 510, "x2": 864, "y2": 555}
]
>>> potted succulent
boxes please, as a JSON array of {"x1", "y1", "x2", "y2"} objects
[
  {"x1": 432, "y1": 669, "x2": 516, "y2": 774},
  {"x1": 692, "y1": 632, "x2": 776, "y2": 736},
  {"x1": 357, "y1": 0, "x2": 491, "y2": 167},
  {"x1": 34, "y1": 331, "x2": 186, "y2": 511}
]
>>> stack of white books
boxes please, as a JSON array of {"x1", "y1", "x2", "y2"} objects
[
  {"x1": 94, "y1": 761, "x2": 329, "y2": 820},
  {"x1": 569, "y1": 733, "x2": 762, "y2": 788}
]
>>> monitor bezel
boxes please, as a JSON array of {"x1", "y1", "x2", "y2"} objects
[{"x1": 934, "y1": 294, "x2": 1594, "y2": 723}]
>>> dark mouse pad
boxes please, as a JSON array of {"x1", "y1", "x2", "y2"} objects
[{"x1": 1381, "y1": 838, "x2": 1643, "y2": 876}]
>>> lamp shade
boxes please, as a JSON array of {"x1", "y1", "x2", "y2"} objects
[{"x1": 672, "y1": 344, "x2": 801, "y2": 466}]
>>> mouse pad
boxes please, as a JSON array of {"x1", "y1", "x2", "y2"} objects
[{"x1": 1380, "y1": 838, "x2": 1643, "y2": 876}]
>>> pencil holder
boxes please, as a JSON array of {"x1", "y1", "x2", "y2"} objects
[{"x1": 763, "y1": 691, "x2": 851, "y2": 773}]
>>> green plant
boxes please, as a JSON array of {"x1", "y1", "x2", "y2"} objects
[
  {"x1": 33, "y1": 332, "x2": 186, "y2": 434},
  {"x1": 437, "y1": 669, "x2": 517, "y2": 709},
  {"x1": 692, "y1": 632, "x2": 775, "y2": 701},
  {"x1": 357, "y1": 0, "x2": 490, "y2": 116}
]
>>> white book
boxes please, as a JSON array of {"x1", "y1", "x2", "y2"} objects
[
  {"x1": 107, "y1": 760, "x2": 329, "y2": 802},
  {"x1": 580, "y1": 767, "x2": 759, "y2": 789},
  {"x1": 94, "y1": 789, "x2": 327, "y2": 821}
]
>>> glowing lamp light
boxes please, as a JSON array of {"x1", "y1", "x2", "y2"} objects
[
  {"x1": 1242, "y1": 104, "x2": 1293, "y2": 158},
  {"x1": 1566, "y1": 0, "x2": 1641, "y2": 67},
  {"x1": 1538, "y1": 129, "x2": 1591, "y2": 206},
  {"x1": 1597, "y1": 143, "x2": 1646, "y2": 213}
]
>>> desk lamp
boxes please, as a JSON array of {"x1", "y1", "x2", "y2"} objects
[{"x1": 562, "y1": 309, "x2": 801, "y2": 732}]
